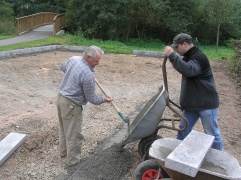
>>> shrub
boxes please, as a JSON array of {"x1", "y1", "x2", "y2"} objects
[
  {"x1": 230, "y1": 39, "x2": 241, "y2": 87},
  {"x1": 0, "y1": 20, "x2": 16, "y2": 35}
]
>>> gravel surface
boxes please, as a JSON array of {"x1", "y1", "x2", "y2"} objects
[{"x1": 0, "y1": 51, "x2": 240, "y2": 179}]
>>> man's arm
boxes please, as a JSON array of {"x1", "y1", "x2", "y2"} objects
[
  {"x1": 169, "y1": 52, "x2": 201, "y2": 77},
  {"x1": 82, "y1": 75, "x2": 105, "y2": 105},
  {"x1": 60, "y1": 57, "x2": 73, "y2": 73}
]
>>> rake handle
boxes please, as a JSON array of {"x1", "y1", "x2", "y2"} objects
[
  {"x1": 95, "y1": 78, "x2": 130, "y2": 124},
  {"x1": 95, "y1": 78, "x2": 120, "y2": 112}
]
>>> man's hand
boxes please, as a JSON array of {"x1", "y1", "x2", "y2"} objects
[
  {"x1": 105, "y1": 95, "x2": 112, "y2": 103},
  {"x1": 164, "y1": 46, "x2": 174, "y2": 57}
]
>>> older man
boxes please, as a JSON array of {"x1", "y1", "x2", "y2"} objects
[
  {"x1": 57, "y1": 46, "x2": 112, "y2": 167},
  {"x1": 164, "y1": 33, "x2": 223, "y2": 151}
]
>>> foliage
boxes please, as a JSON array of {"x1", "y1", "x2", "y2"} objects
[
  {"x1": 66, "y1": 0, "x2": 130, "y2": 40},
  {"x1": 65, "y1": 0, "x2": 241, "y2": 45},
  {"x1": 229, "y1": 39, "x2": 241, "y2": 80},
  {"x1": 6, "y1": 0, "x2": 66, "y2": 17},
  {"x1": 0, "y1": 0, "x2": 16, "y2": 35},
  {"x1": 126, "y1": 0, "x2": 168, "y2": 40},
  {"x1": 0, "y1": 20, "x2": 16, "y2": 35},
  {"x1": 0, "y1": 0, "x2": 13, "y2": 20},
  {"x1": 198, "y1": 0, "x2": 240, "y2": 53},
  {"x1": 2, "y1": 0, "x2": 241, "y2": 47},
  {"x1": 162, "y1": 0, "x2": 193, "y2": 37},
  {"x1": 66, "y1": 0, "x2": 170, "y2": 40}
]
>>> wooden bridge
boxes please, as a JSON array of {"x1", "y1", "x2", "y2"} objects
[{"x1": 15, "y1": 12, "x2": 66, "y2": 35}]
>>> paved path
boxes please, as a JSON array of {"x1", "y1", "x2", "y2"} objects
[{"x1": 0, "y1": 24, "x2": 53, "y2": 46}]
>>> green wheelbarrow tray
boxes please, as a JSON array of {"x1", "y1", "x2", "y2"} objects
[
  {"x1": 122, "y1": 56, "x2": 189, "y2": 146},
  {"x1": 149, "y1": 138, "x2": 241, "y2": 179}
]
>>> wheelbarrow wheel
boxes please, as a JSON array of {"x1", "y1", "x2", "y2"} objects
[
  {"x1": 138, "y1": 135, "x2": 161, "y2": 158},
  {"x1": 134, "y1": 159, "x2": 169, "y2": 180}
]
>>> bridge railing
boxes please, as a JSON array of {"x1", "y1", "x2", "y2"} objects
[
  {"x1": 16, "y1": 12, "x2": 66, "y2": 35},
  {"x1": 53, "y1": 13, "x2": 66, "y2": 34}
]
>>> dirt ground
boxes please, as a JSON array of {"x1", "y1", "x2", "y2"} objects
[{"x1": 0, "y1": 51, "x2": 240, "y2": 179}]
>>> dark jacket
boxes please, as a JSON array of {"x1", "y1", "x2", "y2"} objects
[{"x1": 169, "y1": 46, "x2": 219, "y2": 110}]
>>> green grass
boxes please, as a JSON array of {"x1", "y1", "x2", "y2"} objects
[
  {"x1": 65, "y1": 34, "x2": 236, "y2": 62},
  {"x1": 65, "y1": 34, "x2": 166, "y2": 54},
  {"x1": 0, "y1": 35, "x2": 15, "y2": 40},
  {"x1": 199, "y1": 45, "x2": 235, "y2": 62},
  {"x1": 0, "y1": 36, "x2": 69, "y2": 51},
  {"x1": 0, "y1": 33, "x2": 236, "y2": 62}
]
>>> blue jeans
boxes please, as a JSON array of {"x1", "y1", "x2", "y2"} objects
[{"x1": 177, "y1": 108, "x2": 223, "y2": 151}]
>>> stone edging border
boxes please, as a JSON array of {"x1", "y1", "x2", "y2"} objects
[
  {"x1": 0, "y1": 45, "x2": 86, "y2": 60},
  {"x1": 132, "y1": 50, "x2": 165, "y2": 58},
  {"x1": 0, "y1": 45, "x2": 165, "y2": 60}
]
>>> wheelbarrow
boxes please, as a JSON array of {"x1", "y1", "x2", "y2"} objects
[
  {"x1": 134, "y1": 138, "x2": 241, "y2": 180},
  {"x1": 96, "y1": 56, "x2": 189, "y2": 158}
]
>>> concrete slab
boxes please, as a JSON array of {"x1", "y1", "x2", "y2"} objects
[
  {"x1": 164, "y1": 130, "x2": 214, "y2": 177},
  {"x1": 0, "y1": 132, "x2": 27, "y2": 166}
]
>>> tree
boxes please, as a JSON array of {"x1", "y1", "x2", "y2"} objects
[
  {"x1": 127, "y1": 0, "x2": 168, "y2": 40},
  {"x1": 162, "y1": 0, "x2": 193, "y2": 34},
  {"x1": 66, "y1": 0, "x2": 169, "y2": 40},
  {"x1": 0, "y1": 0, "x2": 15, "y2": 35},
  {"x1": 66, "y1": 0, "x2": 130, "y2": 40},
  {"x1": 6, "y1": 0, "x2": 66, "y2": 17},
  {"x1": 0, "y1": 0, "x2": 14, "y2": 20},
  {"x1": 200, "y1": 0, "x2": 239, "y2": 53}
]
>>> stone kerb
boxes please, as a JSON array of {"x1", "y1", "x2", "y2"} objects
[
  {"x1": 133, "y1": 50, "x2": 165, "y2": 58},
  {"x1": 0, "y1": 46, "x2": 164, "y2": 60},
  {"x1": 0, "y1": 45, "x2": 86, "y2": 60}
]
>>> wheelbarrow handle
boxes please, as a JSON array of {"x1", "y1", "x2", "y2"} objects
[
  {"x1": 162, "y1": 56, "x2": 169, "y2": 92},
  {"x1": 161, "y1": 56, "x2": 189, "y2": 131},
  {"x1": 95, "y1": 78, "x2": 129, "y2": 123}
]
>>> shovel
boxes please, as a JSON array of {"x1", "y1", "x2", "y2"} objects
[{"x1": 95, "y1": 78, "x2": 129, "y2": 124}]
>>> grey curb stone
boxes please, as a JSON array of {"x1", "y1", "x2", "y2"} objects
[
  {"x1": 68, "y1": 45, "x2": 86, "y2": 52},
  {"x1": 133, "y1": 50, "x2": 165, "y2": 58},
  {"x1": 0, "y1": 45, "x2": 86, "y2": 60},
  {"x1": 0, "y1": 46, "x2": 164, "y2": 60}
]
